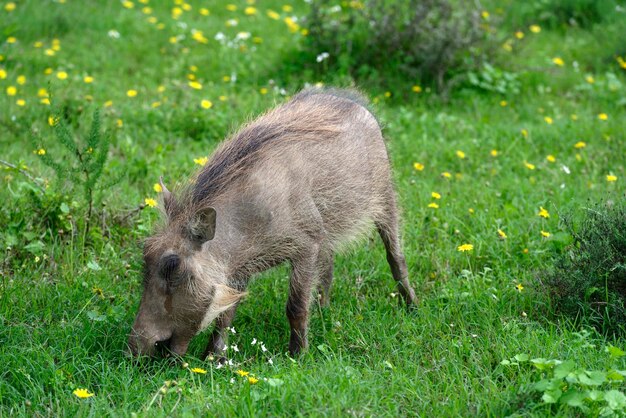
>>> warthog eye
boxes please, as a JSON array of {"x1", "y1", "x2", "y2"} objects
[{"x1": 159, "y1": 254, "x2": 183, "y2": 287}]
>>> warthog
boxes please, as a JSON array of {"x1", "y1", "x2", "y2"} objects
[{"x1": 129, "y1": 88, "x2": 417, "y2": 358}]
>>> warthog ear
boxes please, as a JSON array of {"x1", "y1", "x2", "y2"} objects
[
  {"x1": 159, "y1": 176, "x2": 180, "y2": 218},
  {"x1": 188, "y1": 207, "x2": 217, "y2": 244}
]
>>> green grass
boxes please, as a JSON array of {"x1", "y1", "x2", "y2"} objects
[{"x1": 1, "y1": 0, "x2": 626, "y2": 416}]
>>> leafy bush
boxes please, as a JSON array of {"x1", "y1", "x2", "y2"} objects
[
  {"x1": 300, "y1": 0, "x2": 499, "y2": 93},
  {"x1": 543, "y1": 199, "x2": 626, "y2": 335},
  {"x1": 32, "y1": 109, "x2": 111, "y2": 227},
  {"x1": 500, "y1": 341, "x2": 626, "y2": 415},
  {"x1": 501, "y1": 0, "x2": 620, "y2": 29}
]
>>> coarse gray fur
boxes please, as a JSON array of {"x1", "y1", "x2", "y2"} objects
[{"x1": 129, "y1": 87, "x2": 417, "y2": 358}]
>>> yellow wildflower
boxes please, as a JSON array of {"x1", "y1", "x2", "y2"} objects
[
  {"x1": 244, "y1": 6, "x2": 257, "y2": 15},
  {"x1": 481, "y1": 10, "x2": 489, "y2": 19},
  {"x1": 598, "y1": 113, "x2": 608, "y2": 121},
  {"x1": 16, "y1": 75, "x2": 26, "y2": 85},
  {"x1": 544, "y1": 116, "x2": 553, "y2": 125},
  {"x1": 574, "y1": 141, "x2": 586, "y2": 149},
  {"x1": 200, "y1": 99, "x2": 213, "y2": 109},
  {"x1": 521, "y1": 128, "x2": 528, "y2": 138},
  {"x1": 192, "y1": 31, "x2": 209, "y2": 44},
  {"x1": 153, "y1": 183, "x2": 163, "y2": 193},
  {"x1": 529, "y1": 24, "x2": 541, "y2": 33},
  {"x1": 571, "y1": 114, "x2": 578, "y2": 121},
  {"x1": 282, "y1": 5, "x2": 293, "y2": 12},
  {"x1": 468, "y1": 208, "x2": 475, "y2": 214},
  {"x1": 524, "y1": 161, "x2": 535, "y2": 170},
  {"x1": 5, "y1": 2, "x2": 16, "y2": 12},
  {"x1": 16, "y1": 98, "x2": 25, "y2": 106},
  {"x1": 194, "y1": 157, "x2": 208, "y2": 165},
  {"x1": 515, "y1": 31, "x2": 524, "y2": 39},
  {"x1": 490, "y1": 149, "x2": 499, "y2": 157},
  {"x1": 515, "y1": 283, "x2": 524, "y2": 292},
  {"x1": 456, "y1": 150, "x2": 466, "y2": 159},
  {"x1": 56, "y1": 71, "x2": 68, "y2": 80},
  {"x1": 117, "y1": 119, "x2": 123, "y2": 128},
  {"x1": 122, "y1": 1, "x2": 134, "y2": 8},
  {"x1": 73, "y1": 388, "x2": 94, "y2": 399},
  {"x1": 7, "y1": 36, "x2": 17, "y2": 44},
  {"x1": 441, "y1": 172, "x2": 452, "y2": 179},
  {"x1": 431, "y1": 192, "x2": 441, "y2": 199},
  {"x1": 457, "y1": 244, "x2": 474, "y2": 252},
  {"x1": 144, "y1": 198, "x2": 157, "y2": 208},
  {"x1": 546, "y1": 155, "x2": 556, "y2": 163},
  {"x1": 248, "y1": 377, "x2": 259, "y2": 384},
  {"x1": 552, "y1": 57, "x2": 564, "y2": 66},
  {"x1": 497, "y1": 229, "x2": 507, "y2": 239},
  {"x1": 190, "y1": 367, "x2": 207, "y2": 374},
  {"x1": 6, "y1": 86, "x2": 17, "y2": 96},
  {"x1": 427, "y1": 202, "x2": 439, "y2": 209},
  {"x1": 284, "y1": 17, "x2": 299, "y2": 33},
  {"x1": 84, "y1": 76, "x2": 94, "y2": 83},
  {"x1": 37, "y1": 148, "x2": 46, "y2": 155},
  {"x1": 0, "y1": 68, "x2": 6, "y2": 79},
  {"x1": 104, "y1": 100, "x2": 113, "y2": 107},
  {"x1": 188, "y1": 81, "x2": 202, "y2": 90},
  {"x1": 259, "y1": 87, "x2": 268, "y2": 95},
  {"x1": 236, "y1": 370, "x2": 250, "y2": 377},
  {"x1": 606, "y1": 174, "x2": 617, "y2": 182},
  {"x1": 585, "y1": 75, "x2": 595, "y2": 84},
  {"x1": 540, "y1": 230, "x2": 551, "y2": 238},
  {"x1": 500, "y1": 100, "x2": 507, "y2": 107},
  {"x1": 48, "y1": 116, "x2": 58, "y2": 126},
  {"x1": 537, "y1": 207, "x2": 549, "y2": 218},
  {"x1": 200, "y1": 8, "x2": 210, "y2": 16},
  {"x1": 127, "y1": 89, "x2": 138, "y2": 97},
  {"x1": 413, "y1": 162, "x2": 424, "y2": 171},
  {"x1": 412, "y1": 85, "x2": 422, "y2": 93}
]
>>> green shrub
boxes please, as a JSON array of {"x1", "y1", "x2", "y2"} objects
[
  {"x1": 500, "y1": 0, "x2": 620, "y2": 29},
  {"x1": 31, "y1": 108, "x2": 113, "y2": 233},
  {"x1": 544, "y1": 199, "x2": 626, "y2": 335},
  {"x1": 300, "y1": 0, "x2": 499, "y2": 93}
]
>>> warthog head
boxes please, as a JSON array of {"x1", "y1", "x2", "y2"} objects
[{"x1": 128, "y1": 179, "x2": 243, "y2": 357}]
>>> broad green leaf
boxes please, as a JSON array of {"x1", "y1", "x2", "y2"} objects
[
  {"x1": 604, "y1": 390, "x2": 626, "y2": 410},
  {"x1": 554, "y1": 360, "x2": 576, "y2": 379},
  {"x1": 542, "y1": 388, "x2": 562, "y2": 404},
  {"x1": 588, "y1": 390, "x2": 604, "y2": 401},
  {"x1": 500, "y1": 359, "x2": 511, "y2": 366},
  {"x1": 561, "y1": 389, "x2": 587, "y2": 407},
  {"x1": 514, "y1": 354, "x2": 529, "y2": 362},
  {"x1": 607, "y1": 370, "x2": 626, "y2": 382},
  {"x1": 578, "y1": 370, "x2": 606, "y2": 386},
  {"x1": 606, "y1": 345, "x2": 626, "y2": 359}
]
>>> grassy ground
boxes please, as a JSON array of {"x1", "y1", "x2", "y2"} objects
[{"x1": 1, "y1": 0, "x2": 625, "y2": 416}]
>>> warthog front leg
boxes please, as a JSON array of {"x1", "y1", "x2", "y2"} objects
[
  {"x1": 286, "y1": 243, "x2": 320, "y2": 355},
  {"x1": 202, "y1": 303, "x2": 239, "y2": 360}
]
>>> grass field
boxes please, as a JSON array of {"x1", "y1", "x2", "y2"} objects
[{"x1": 1, "y1": 0, "x2": 625, "y2": 416}]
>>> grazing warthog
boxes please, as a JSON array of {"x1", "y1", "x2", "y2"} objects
[{"x1": 129, "y1": 88, "x2": 417, "y2": 358}]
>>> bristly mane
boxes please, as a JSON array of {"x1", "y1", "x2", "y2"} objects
[{"x1": 185, "y1": 88, "x2": 370, "y2": 207}]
